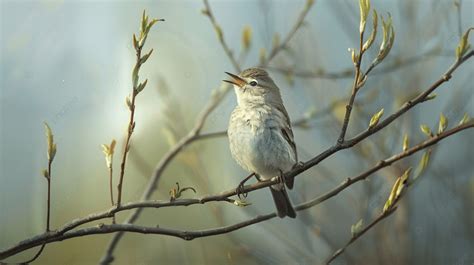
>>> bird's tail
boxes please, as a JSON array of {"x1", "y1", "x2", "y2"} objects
[{"x1": 270, "y1": 187, "x2": 296, "y2": 218}]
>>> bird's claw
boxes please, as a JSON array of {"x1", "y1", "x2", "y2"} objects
[
  {"x1": 236, "y1": 183, "x2": 248, "y2": 199},
  {"x1": 277, "y1": 170, "x2": 287, "y2": 185},
  {"x1": 235, "y1": 172, "x2": 255, "y2": 199}
]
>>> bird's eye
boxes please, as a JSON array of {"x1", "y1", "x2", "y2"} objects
[{"x1": 249, "y1": 81, "x2": 258, "y2": 86}]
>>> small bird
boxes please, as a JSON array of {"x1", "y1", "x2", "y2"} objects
[{"x1": 225, "y1": 68, "x2": 297, "y2": 218}]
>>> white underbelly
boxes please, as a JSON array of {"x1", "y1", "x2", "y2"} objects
[{"x1": 229, "y1": 125, "x2": 295, "y2": 179}]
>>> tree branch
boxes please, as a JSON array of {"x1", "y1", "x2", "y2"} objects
[
  {"x1": 99, "y1": 1, "x2": 317, "y2": 263},
  {"x1": 202, "y1": 0, "x2": 241, "y2": 72},
  {"x1": 337, "y1": 19, "x2": 367, "y2": 143},
  {"x1": 260, "y1": 0, "x2": 315, "y2": 66},
  {"x1": 1, "y1": 121, "x2": 471, "y2": 261},
  {"x1": 325, "y1": 207, "x2": 398, "y2": 265},
  {"x1": 268, "y1": 48, "x2": 446, "y2": 79}
]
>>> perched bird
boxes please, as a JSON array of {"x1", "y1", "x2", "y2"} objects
[{"x1": 225, "y1": 68, "x2": 297, "y2": 218}]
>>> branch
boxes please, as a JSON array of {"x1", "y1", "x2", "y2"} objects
[
  {"x1": 2, "y1": 48, "x2": 470, "y2": 262},
  {"x1": 260, "y1": 0, "x2": 315, "y2": 65},
  {"x1": 268, "y1": 48, "x2": 445, "y2": 80},
  {"x1": 1, "y1": 121, "x2": 471, "y2": 261},
  {"x1": 337, "y1": 16, "x2": 368, "y2": 143},
  {"x1": 99, "y1": 88, "x2": 228, "y2": 264},
  {"x1": 293, "y1": 121, "x2": 473, "y2": 210},
  {"x1": 202, "y1": 0, "x2": 241, "y2": 72},
  {"x1": 99, "y1": 1, "x2": 246, "y2": 261},
  {"x1": 195, "y1": 94, "x2": 373, "y2": 141},
  {"x1": 286, "y1": 50, "x2": 473, "y2": 181},
  {"x1": 99, "y1": 1, "x2": 315, "y2": 262},
  {"x1": 325, "y1": 207, "x2": 398, "y2": 265},
  {"x1": 116, "y1": 11, "x2": 164, "y2": 206}
]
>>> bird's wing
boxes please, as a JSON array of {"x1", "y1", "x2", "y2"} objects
[
  {"x1": 276, "y1": 105, "x2": 297, "y2": 189},
  {"x1": 276, "y1": 105, "x2": 297, "y2": 162}
]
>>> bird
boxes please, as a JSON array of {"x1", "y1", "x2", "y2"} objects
[{"x1": 225, "y1": 67, "x2": 297, "y2": 218}]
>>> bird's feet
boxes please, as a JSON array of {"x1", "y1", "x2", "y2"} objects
[
  {"x1": 277, "y1": 170, "x2": 287, "y2": 185},
  {"x1": 236, "y1": 172, "x2": 256, "y2": 199}
]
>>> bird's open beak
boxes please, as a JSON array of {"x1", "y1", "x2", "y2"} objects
[{"x1": 223, "y1": 72, "x2": 246, "y2": 88}]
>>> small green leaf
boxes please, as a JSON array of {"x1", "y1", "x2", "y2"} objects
[
  {"x1": 259, "y1": 48, "x2": 266, "y2": 64},
  {"x1": 136, "y1": 79, "x2": 148, "y2": 94},
  {"x1": 201, "y1": 8, "x2": 210, "y2": 16},
  {"x1": 233, "y1": 199, "x2": 252, "y2": 207},
  {"x1": 425, "y1": 93, "x2": 437, "y2": 101},
  {"x1": 44, "y1": 122, "x2": 56, "y2": 162},
  {"x1": 125, "y1": 96, "x2": 132, "y2": 110},
  {"x1": 141, "y1": 10, "x2": 148, "y2": 35},
  {"x1": 395, "y1": 167, "x2": 411, "y2": 197},
  {"x1": 349, "y1": 48, "x2": 359, "y2": 65},
  {"x1": 362, "y1": 9, "x2": 378, "y2": 52},
  {"x1": 455, "y1": 27, "x2": 473, "y2": 59},
  {"x1": 241, "y1": 25, "x2": 252, "y2": 50},
  {"x1": 351, "y1": 219, "x2": 364, "y2": 237},
  {"x1": 383, "y1": 177, "x2": 401, "y2": 213},
  {"x1": 438, "y1": 113, "x2": 448, "y2": 134},
  {"x1": 215, "y1": 25, "x2": 223, "y2": 41},
  {"x1": 146, "y1": 18, "x2": 164, "y2": 35},
  {"x1": 50, "y1": 143, "x2": 57, "y2": 161},
  {"x1": 369, "y1": 108, "x2": 384, "y2": 128},
  {"x1": 458, "y1": 113, "x2": 470, "y2": 125},
  {"x1": 420, "y1": 124, "x2": 432, "y2": 137},
  {"x1": 402, "y1": 133, "x2": 409, "y2": 152},
  {"x1": 133, "y1": 34, "x2": 138, "y2": 50},
  {"x1": 359, "y1": 0, "x2": 371, "y2": 33},
  {"x1": 375, "y1": 14, "x2": 394, "y2": 63},
  {"x1": 272, "y1": 33, "x2": 280, "y2": 50},
  {"x1": 101, "y1": 139, "x2": 116, "y2": 169},
  {"x1": 140, "y1": 49, "x2": 154, "y2": 65},
  {"x1": 42, "y1": 168, "x2": 49, "y2": 179},
  {"x1": 414, "y1": 150, "x2": 431, "y2": 181}
]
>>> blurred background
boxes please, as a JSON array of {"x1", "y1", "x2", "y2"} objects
[{"x1": 1, "y1": 0, "x2": 473, "y2": 264}]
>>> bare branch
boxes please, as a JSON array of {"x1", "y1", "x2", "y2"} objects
[
  {"x1": 1, "y1": 121, "x2": 471, "y2": 261},
  {"x1": 260, "y1": 0, "x2": 315, "y2": 65},
  {"x1": 2, "y1": 49, "x2": 471, "y2": 262},
  {"x1": 99, "y1": 1, "x2": 317, "y2": 262},
  {"x1": 268, "y1": 48, "x2": 446, "y2": 79},
  {"x1": 337, "y1": 16, "x2": 369, "y2": 143},
  {"x1": 202, "y1": 0, "x2": 241, "y2": 72},
  {"x1": 325, "y1": 207, "x2": 398, "y2": 265},
  {"x1": 116, "y1": 12, "x2": 163, "y2": 207},
  {"x1": 288, "y1": 50, "x2": 473, "y2": 181}
]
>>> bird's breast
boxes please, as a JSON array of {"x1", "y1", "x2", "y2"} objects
[{"x1": 228, "y1": 106, "x2": 294, "y2": 178}]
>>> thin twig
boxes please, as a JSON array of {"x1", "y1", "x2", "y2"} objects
[
  {"x1": 2, "y1": 51, "x2": 471, "y2": 262},
  {"x1": 337, "y1": 24, "x2": 366, "y2": 144},
  {"x1": 202, "y1": 0, "x2": 241, "y2": 72},
  {"x1": 294, "y1": 122, "x2": 473, "y2": 210},
  {"x1": 268, "y1": 48, "x2": 444, "y2": 79},
  {"x1": 454, "y1": 0, "x2": 463, "y2": 38},
  {"x1": 22, "y1": 157, "x2": 53, "y2": 264},
  {"x1": 99, "y1": 1, "x2": 314, "y2": 262},
  {"x1": 195, "y1": 95, "x2": 371, "y2": 141},
  {"x1": 260, "y1": 0, "x2": 315, "y2": 66},
  {"x1": 1, "y1": 121, "x2": 472, "y2": 260},
  {"x1": 325, "y1": 207, "x2": 398, "y2": 265},
  {"x1": 116, "y1": 46, "x2": 140, "y2": 207},
  {"x1": 108, "y1": 167, "x2": 114, "y2": 206},
  {"x1": 20, "y1": 124, "x2": 56, "y2": 264},
  {"x1": 286, "y1": 50, "x2": 473, "y2": 181},
  {"x1": 46, "y1": 160, "x2": 52, "y2": 231},
  {"x1": 99, "y1": 92, "x2": 227, "y2": 264}
]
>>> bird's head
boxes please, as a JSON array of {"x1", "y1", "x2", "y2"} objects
[{"x1": 224, "y1": 68, "x2": 282, "y2": 106}]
